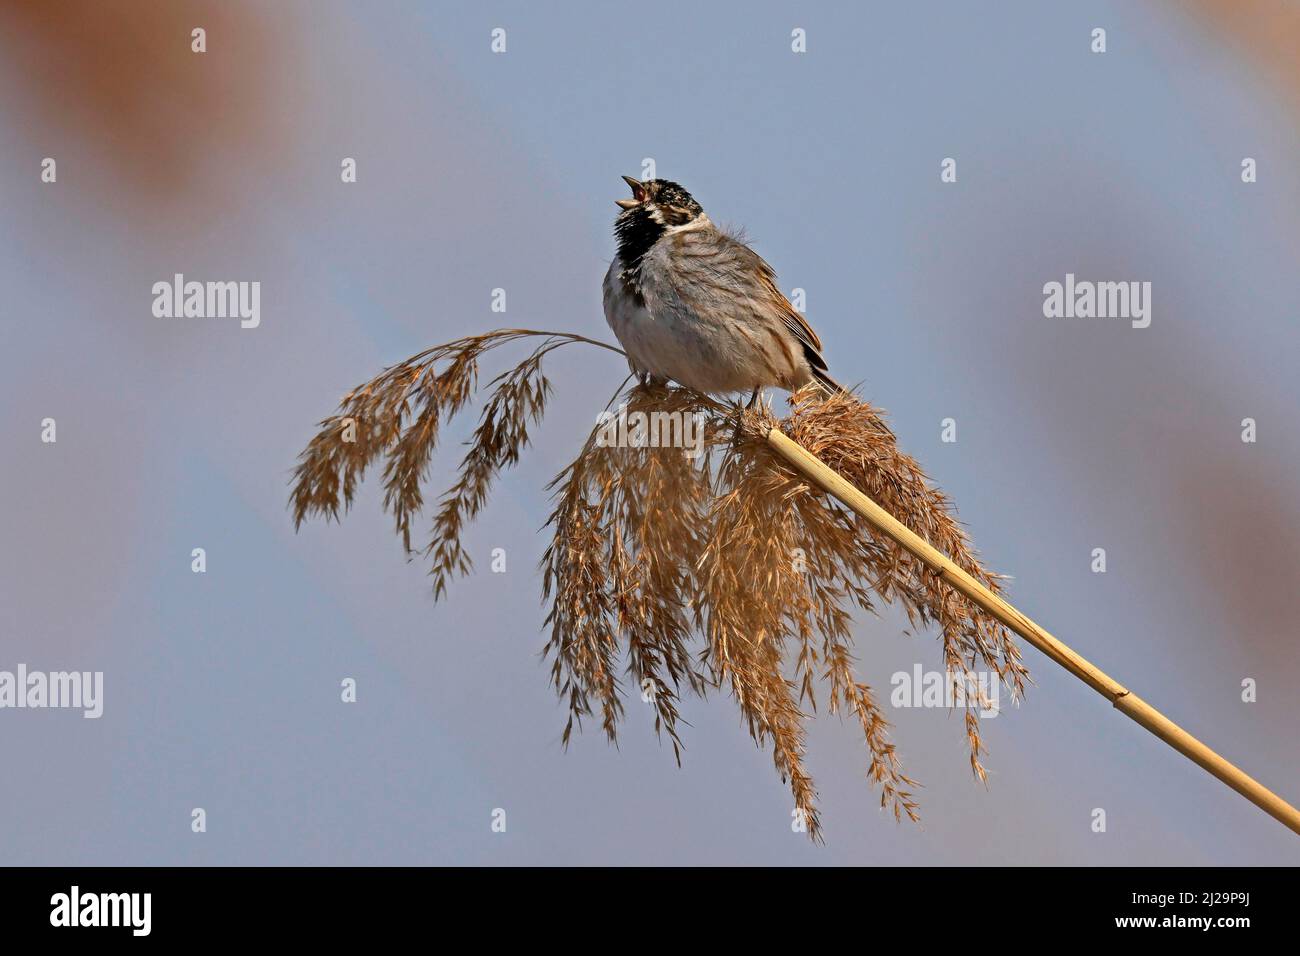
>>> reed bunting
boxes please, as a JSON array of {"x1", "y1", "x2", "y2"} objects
[{"x1": 603, "y1": 176, "x2": 842, "y2": 402}]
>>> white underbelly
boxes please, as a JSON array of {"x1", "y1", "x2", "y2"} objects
[{"x1": 602, "y1": 259, "x2": 784, "y2": 393}]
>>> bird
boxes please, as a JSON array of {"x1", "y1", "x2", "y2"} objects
[{"x1": 603, "y1": 175, "x2": 842, "y2": 405}]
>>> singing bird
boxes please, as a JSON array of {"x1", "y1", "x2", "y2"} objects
[{"x1": 603, "y1": 176, "x2": 841, "y2": 403}]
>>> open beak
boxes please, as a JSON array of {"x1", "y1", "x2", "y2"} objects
[{"x1": 615, "y1": 175, "x2": 646, "y2": 210}]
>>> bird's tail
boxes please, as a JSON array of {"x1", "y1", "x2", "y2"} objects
[
  {"x1": 810, "y1": 365, "x2": 847, "y2": 397},
  {"x1": 799, "y1": 341, "x2": 848, "y2": 398}
]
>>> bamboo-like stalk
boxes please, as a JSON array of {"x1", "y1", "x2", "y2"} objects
[{"x1": 765, "y1": 426, "x2": 1300, "y2": 837}]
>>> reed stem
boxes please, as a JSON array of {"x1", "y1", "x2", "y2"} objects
[{"x1": 765, "y1": 426, "x2": 1300, "y2": 837}]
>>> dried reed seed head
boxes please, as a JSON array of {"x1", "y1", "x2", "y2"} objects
[{"x1": 291, "y1": 333, "x2": 1027, "y2": 840}]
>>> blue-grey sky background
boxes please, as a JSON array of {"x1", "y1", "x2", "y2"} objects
[{"x1": 2, "y1": 0, "x2": 1298, "y2": 864}]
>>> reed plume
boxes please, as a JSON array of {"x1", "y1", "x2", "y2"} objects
[{"x1": 291, "y1": 329, "x2": 1028, "y2": 840}]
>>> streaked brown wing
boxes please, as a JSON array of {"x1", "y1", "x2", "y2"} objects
[
  {"x1": 736, "y1": 243, "x2": 827, "y2": 371},
  {"x1": 756, "y1": 266, "x2": 826, "y2": 364},
  {"x1": 670, "y1": 225, "x2": 830, "y2": 371}
]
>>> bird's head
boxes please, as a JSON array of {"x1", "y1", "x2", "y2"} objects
[
  {"x1": 614, "y1": 176, "x2": 703, "y2": 226},
  {"x1": 613, "y1": 176, "x2": 704, "y2": 270}
]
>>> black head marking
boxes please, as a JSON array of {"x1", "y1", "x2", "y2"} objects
[
  {"x1": 613, "y1": 179, "x2": 705, "y2": 278},
  {"x1": 645, "y1": 179, "x2": 703, "y2": 223}
]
